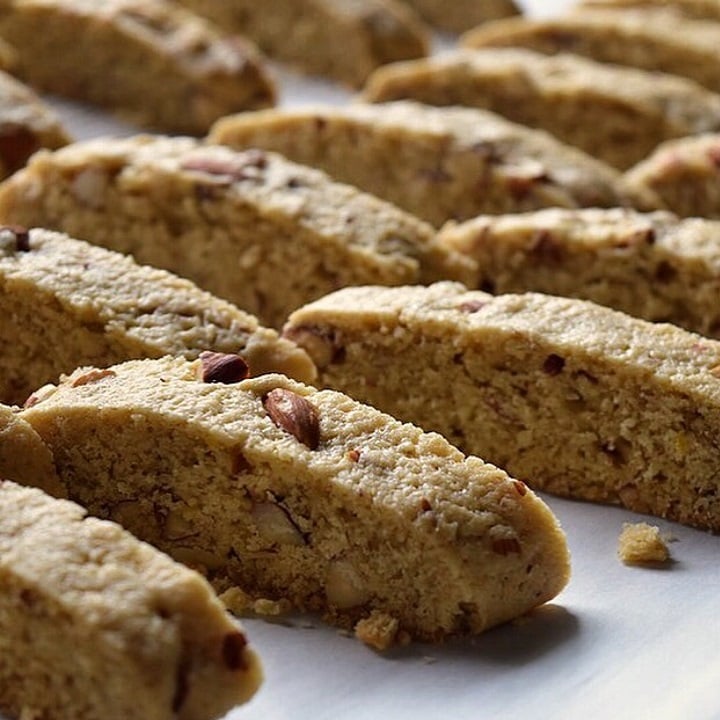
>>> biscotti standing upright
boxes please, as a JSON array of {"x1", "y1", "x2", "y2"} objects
[
  {"x1": 0, "y1": 226, "x2": 315, "y2": 405},
  {"x1": 19, "y1": 355, "x2": 571, "y2": 645},
  {"x1": 0, "y1": 0, "x2": 275, "y2": 134},
  {"x1": 0, "y1": 136, "x2": 470, "y2": 327},
  {"x1": 0, "y1": 70, "x2": 69, "y2": 179},
  {"x1": 0, "y1": 480, "x2": 262, "y2": 720},
  {"x1": 173, "y1": 0, "x2": 429, "y2": 87},
  {"x1": 362, "y1": 49, "x2": 720, "y2": 170},
  {"x1": 284, "y1": 282, "x2": 720, "y2": 532},
  {"x1": 462, "y1": 9, "x2": 720, "y2": 94},
  {"x1": 437, "y1": 208, "x2": 720, "y2": 337},
  {"x1": 209, "y1": 101, "x2": 658, "y2": 227},
  {"x1": 394, "y1": 0, "x2": 520, "y2": 33},
  {"x1": 624, "y1": 133, "x2": 720, "y2": 219},
  {"x1": 580, "y1": 0, "x2": 720, "y2": 20}
]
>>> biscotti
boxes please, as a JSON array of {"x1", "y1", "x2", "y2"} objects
[
  {"x1": 462, "y1": 9, "x2": 720, "y2": 94},
  {"x1": 395, "y1": 0, "x2": 520, "y2": 33},
  {"x1": 581, "y1": 0, "x2": 720, "y2": 20},
  {"x1": 284, "y1": 282, "x2": 720, "y2": 532},
  {"x1": 437, "y1": 208, "x2": 720, "y2": 337},
  {"x1": 0, "y1": 70, "x2": 69, "y2": 179},
  {"x1": 624, "y1": 134, "x2": 720, "y2": 219},
  {"x1": 19, "y1": 355, "x2": 571, "y2": 644},
  {"x1": 0, "y1": 137, "x2": 468, "y2": 328},
  {"x1": 0, "y1": 0, "x2": 275, "y2": 134},
  {"x1": 173, "y1": 0, "x2": 428, "y2": 87},
  {"x1": 209, "y1": 101, "x2": 657, "y2": 227},
  {"x1": 0, "y1": 226, "x2": 315, "y2": 405},
  {"x1": 0, "y1": 480, "x2": 262, "y2": 720},
  {"x1": 362, "y1": 49, "x2": 720, "y2": 170}
]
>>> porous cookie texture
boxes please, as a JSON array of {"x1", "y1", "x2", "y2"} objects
[
  {"x1": 0, "y1": 136, "x2": 467, "y2": 328},
  {"x1": 624, "y1": 134, "x2": 720, "y2": 220},
  {"x1": 0, "y1": 480, "x2": 262, "y2": 720},
  {"x1": 581, "y1": 0, "x2": 720, "y2": 20},
  {"x1": 437, "y1": 208, "x2": 720, "y2": 338},
  {"x1": 362, "y1": 49, "x2": 720, "y2": 171},
  {"x1": 173, "y1": 0, "x2": 428, "y2": 88},
  {"x1": 284, "y1": 282, "x2": 720, "y2": 532},
  {"x1": 0, "y1": 71, "x2": 69, "y2": 179},
  {"x1": 462, "y1": 9, "x2": 720, "y2": 95},
  {"x1": 19, "y1": 355, "x2": 571, "y2": 644},
  {"x1": 395, "y1": 0, "x2": 519, "y2": 33},
  {"x1": 209, "y1": 101, "x2": 657, "y2": 228},
  {"x1": 617, "y1": 522, "x2": 670, "y2": 565},
  {"x1": 0, "y1": 404, "x2": 62, "y2": 496},
  {"x1": 0, "y1": 0, "x2": 275, "y2": 134},
  {"x1": 0, "y1": 226, "x2": 315, "y2": 405}
]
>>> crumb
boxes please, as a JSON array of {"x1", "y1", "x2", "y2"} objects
[
  {"x1": 618, "y1": 522, "x2": 671, "y2": 565},
  {"x1": 219, "y1": 586, "x2": 291, "y2": 617},
  {"x1": 252, "y1": 597, "x2": 292, "y2": 616},
  {"x1": 219, "y1": 586, "x2": 253, "y2": 615},
  {"x1": 355, "y1": 611, "x2": 401, "y2": 651}
]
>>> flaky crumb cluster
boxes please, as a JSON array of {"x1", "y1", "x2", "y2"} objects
[{"x1": 618, "y1": 523, "x2": 671, "y2": 565}]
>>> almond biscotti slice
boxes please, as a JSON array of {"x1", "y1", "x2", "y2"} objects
[
  {"x1": 437, "y1": 208, "x2": 720, "y2": 337},
  {"x1": 209, "y1": 101, "x2": 657, "y2": 228},
  {"x1": 0, "y1": 137, "x2": 468, "y2": 328},
  {"x1": 173, "y1": 0, "x2": 428, "y2": 88},
  {"x1": 624, "y1": 134, "x2": 720, "y2": 219},
  {"x1": 362, "y1": 49, "x2": 720, "y2": 171},
  {"x1": 0, "y1": 480, "x2": 262, "y2": 720},
  {"x1": 0, "y1": 0, "x2": 275, "y2": 134},
  {"x1": 0, "y1": 70, "x2": 69, "y2": 179},
  {"x1": 581, "y1": 0, "x2": 720, "y2": 20},
  {"x1": 19, "y1": 355, "x2": 571, "y2": 644},
  {"x1": 462, "y1": 9, "x2": 720, "y2": 94},
  {"x1": 0, "y1": 226, "x2": 315, "y2": 405},
  {"x1": 284, "y1": 282, "x2": 720, "y2": 532},
  {"x1": 395, "y1": 0, "x2": 520, "y2": 33}
]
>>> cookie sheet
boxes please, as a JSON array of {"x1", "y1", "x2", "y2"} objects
[{"x1": 14, "y1": 1, "x2": 720, "y2": 719}]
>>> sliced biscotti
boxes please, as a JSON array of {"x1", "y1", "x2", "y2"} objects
[
  {"x1": 395, "y1": 0, "x2": 520, "y2": 33},
  {"x1": 0, "y1": 480, "x2": 262, "y2": 720},
  {"x1": 19, "y1": 355, "x2": 571, "y2": 644},
  {"x1": 624, "y1": 134, "x2": 720, "y2": 219},
  {"x1": 462, "y1": 9, "x2": 720, "y2": 94},
  {"x1": 173, "y1": 0, "x2": 428, "y2": 88},
  {"x1": 581, "y1": 0, "x2": 720, "y2": 20},
  {"x1": 0, "y1": 70, "x2": 69, "y2": 179},
  {"x1": 0, "y1": 137, "x2": 467, "y2": 328},
  {"x1": 0, "y1": 0, "x2": 275, "y2": 134},
  {"x1": 284, "y1": 282, "x2": 720, "y2": 532},
  {"x1": 362, "y1": 49, "x2": 720, "y2": 171},
  {"x1": 209, "y1": 101, "x2": 657, "y2": 228},
  {"x1": 437, "y1": 208, "x2": 720, "y2": 337},
  {"x1": 0, "y1": 226, "x2": 315, "y2": 405}
]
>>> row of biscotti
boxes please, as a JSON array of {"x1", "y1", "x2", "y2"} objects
[{"x1": 0, "y1": 0, "x2": 521, "y2": 129}]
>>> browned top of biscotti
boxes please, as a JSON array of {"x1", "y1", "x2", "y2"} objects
[{"x1": 580, "y1": 0, "x2": 720, "y2": 20}]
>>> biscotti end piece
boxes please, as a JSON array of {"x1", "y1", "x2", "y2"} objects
[
  {"x1": 0, "y1": 480, "x2": 262, "y2": 720},
  {"x1": 209, "y1": 101, "x2": 659, "y2": 227},
  {"x1": 20, "y1": 356, "x2": 570, "y2": 644},
  {"x1": 436, "y1": 208, "x2": 720, "y2": 338},
  {"x1": 284, "y1": 282, "x2": 720, "y2": 532},
  {"x1": 0, "y1": 0, "x2": 276, "y2": 134},
  {"x1": 618, "y1": 522, "x2": 671, "y2": 565},
  {"x1": 362, "y1": 49, "x2": 720, "y2": 170},
  {"x1": 624, "y1": 133, "x2": 720, "y2": 219},
  {"x1": 397, "y1": 0, "x2": 520, "y2": 33},
  {"x1": 0, "y1": 403, "x2": 63, "y2": 496},
  {"x1": 0, "y1": 225, "x2": 316, "y2": 405}
]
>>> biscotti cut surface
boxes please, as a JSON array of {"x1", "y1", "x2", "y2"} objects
[
  {"x1": 363, "y1": 49, "x2": 720, "y2": 170},
  {"x1": 0, "y1": 480, "x2": 262, "y2": 720},
  {"x1": 19, "y1": 355, "x2": 571, "y2": 644},
  {"x1": 462, "y1": 9, "x2": 720, "y2": 94},
  {"x1": 209, "y1": 101, "x2": 656, "y2": 227},
  {"x1": 0, "y1": 226, "x2": 315, "y2": 405},
  {"x1": 624, "y1": 134, "x2": 720, "y2": 220},
  {"x1": 174, "y1": 0, "x2": 428, "y2": 88},
  {"x1": 437, "y1": 208, "x2": 720, "y2": 337},
  {"x1": 0, "y1": 70, "x2": 69, "y2": 179},
  {"x1": 0, "y1": 0, "x2": 275, "y2": 134},
  {"x1": 0, "y1": 136, "x2": 468, "y2": 328},
  {"x1": 581, "y1": 0, "x2": 720, "y2": 20},
  {"x1": 395, "y1": 0, "x2": 519, "y2": 33},
  {"x1": 284, "y1": 282, "x2": 720, "y2": 532}
]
